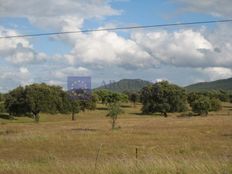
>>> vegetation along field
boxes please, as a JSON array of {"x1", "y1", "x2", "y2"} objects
[{"x1": 0, "y1": 102, "x2": 232, "y2": 174}]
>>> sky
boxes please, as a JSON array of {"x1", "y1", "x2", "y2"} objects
[{"x1": 0, "y1": 0, "x2": 232, "y2": 92}]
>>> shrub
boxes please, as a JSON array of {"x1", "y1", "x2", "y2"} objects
[{"x1": 192, "y1": 96, "x2": 211, "y2": 116}]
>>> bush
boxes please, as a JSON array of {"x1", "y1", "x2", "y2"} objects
[
  {"x1": 210, "y1": 98, "x2": 221, "y2": 111},
  {"x1": 192, "y1": 96, "x2": 211, "y2": 116}
]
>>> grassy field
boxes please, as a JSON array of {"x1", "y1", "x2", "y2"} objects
[{"x1": 0, "y1": 103, "x2": 232, "y2": 174}]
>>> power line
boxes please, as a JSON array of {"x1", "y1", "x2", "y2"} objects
[{"x1": 0, "y1": 19, "x2": 232, "y2": 39}]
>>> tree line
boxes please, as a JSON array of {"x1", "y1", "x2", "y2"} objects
[{"x1": 0, "y1": 81, "x2": 230, "y2": 126}]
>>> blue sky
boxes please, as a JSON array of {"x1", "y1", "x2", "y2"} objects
[{"x1": 0, "y1": 0, "x2": 232, "y2": 92}]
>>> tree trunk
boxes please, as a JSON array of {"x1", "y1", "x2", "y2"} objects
[
  {"x1": 112, "y1": 117, "x2": 116, "y2": 129},
  {"x1": 72, "y1": 111, "x2": 76, "y2": 121},
  {"x1": 164, "y1": 112, "x2": 168, "y2": 117},
  {"x1": 133, "y1": 102, "x2": 136, "y2": 108},
  {"x1": 34, "y1": 113, "x2": 40, "y2": 123}
]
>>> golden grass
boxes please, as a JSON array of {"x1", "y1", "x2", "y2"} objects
[{"x1": 0, "y1": 103, "x2": 232, "y2": 174}]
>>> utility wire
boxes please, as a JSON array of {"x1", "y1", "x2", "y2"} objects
[{"x1": 0, "y1": 19, "x2": 232, "y2": 39}]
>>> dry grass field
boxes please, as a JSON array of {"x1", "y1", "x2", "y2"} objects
[{"x1": 0, "y1": 103, "x2": 232, "y2": 174}]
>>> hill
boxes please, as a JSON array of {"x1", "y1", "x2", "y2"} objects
[
  {"x1": 185, "y1": 77, "x2": 232, "y2": 92},
  {"x1": 95, "y1": 79, "x2": 153, "y2": 92}
]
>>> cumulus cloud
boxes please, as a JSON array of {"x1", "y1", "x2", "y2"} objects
[
  {"x1": 62, "y1": 29, "x2": 157, "y2": 69},
  {"x1": 59, "y1": 27, "x2": 232, "y2": 69},
  {"x1": 0, "y1": 0, "x2": 121, "y2": 30},
  {"x1": 0, "y1": 27, "x2": 47, "y2": 65},
  {"x1": 132, "y1": 29, "x2": 213, "y2": 68},
  {"x1": 53, "y1": 66, "x2": 90, "y2": 79},
  {"x1": 0, "y1": 67, "x2": 33, "y2": 91},
  {"x1": 198, "y1": 67, "x2": 232, "y2": 81}
]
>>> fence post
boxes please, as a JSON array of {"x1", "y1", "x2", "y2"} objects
[{"x1": 135, "y1": 147, "x2": 138, "y2": 167}]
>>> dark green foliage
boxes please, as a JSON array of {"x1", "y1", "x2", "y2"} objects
[
  {"x1": 210, "y1": 98, "x2": 222, "y2": 111},
  {"x1": 230, "y1": 94, "x2": 232, "y2": 103},
  {"x1": 188, "y1": 90, "x2": 230, "y2": 104},
  {"x1": 5, "y1": 84, "x2": 97, "y2": 122},
  {"x1": 79, "y1": 95, "x2": 97, "y2": 112},
  {"x1": 141, "y1": 81, "x2": 187, "y2": 116},
  {"x1": 185, "y1": 77, "x2": 232, "y2": 92},
  {"x1": 0, "y1": 93, "x2": 6, "y2": 113},
  {"x1": 125, "y1": 92, "x2": 140, "y2": 107},
  {"x1": 0, "y1": 102, "x2": 6, "y2": 113},
  {"x1": 191, "y1": 96, "x2": 211, "y2": 116},
  {"x1": 187, "y1": 92, "x2": 201, "y2": 107},
  {"x1": 0, "y1": 93, "x2": 4, "y2": 102},
  {"x1": 188, "y1": 92, "x2": 222, "y2": 115},
  {"x1": 70, "y1": 100, "x2": 80, "y2": 121},
  {"x1": 5, "y1": 86, "x2": 30, "y2": 116},
  {"x1": 216, "y1": 90, "x2": 230, "y2": 102},
  {"x1": 106, "y1": 102, "x2": 124, "y2": 129},
  {"x1": 24, "y1": 84, "x2": 64, "y2": 122},
  {"x1": 94, "y1": 89, "x2": 128, "y2": 105},
  {"x1": 67, "y1": 88, "x2": 97, "y2": 120},
  {"x1": 96, "y1": 79, "x2": 152, "y2": 93},
  {"x1": 93, "y1": 89, "x2": 111, "y2": 104}
]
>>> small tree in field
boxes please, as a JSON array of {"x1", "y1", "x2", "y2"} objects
[
  {"x1": 192, "y1": 96, "x2": 211, "y2": 116},
  {"x1": 129, "y1": 92, "x2": 139, "y2": 107},
  {"x1": 106, "y1": 102, "x2": 123, "y2": 129},
  {"x1": 210, "y1": 98, "x2": 221, "y2": 111},
  {"x1": 25, "y1": 84, "x2": 64, "y2": 122}
]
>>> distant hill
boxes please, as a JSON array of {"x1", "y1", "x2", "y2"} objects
[
  {"x1": 185, "y1": 78, "x2": 232, "y2": 92},
  {"x1": 95, "y1": 79, "x2": 153, "y2": 92}
]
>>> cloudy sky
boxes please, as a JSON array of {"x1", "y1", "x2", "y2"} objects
[{"x1": 0, "y1": 0, "x2": 232, "y2": 92}]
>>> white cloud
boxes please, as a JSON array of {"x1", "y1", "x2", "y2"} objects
[
  {"x1": 0, "y1": 27, "x2": 31, "y2": 55},
  {"x1": 0, "y1": 0, "x2": 121, "y2": 30},
  {"x1": 132, "y1": 29, "x2": 214, "y2": 68},
  {"x1": 198, "y1": 67, "x2": 232, "y2": 81},
  {"x1": 60, "y1": 27, "x2": 232, "y2": 69},
  {"x1": 0, "y1": 67, "x2": 33, "y2": 91},
  {"x1": 0, "y1": 27, "x2": 47, "y2": 65},
  {"x1": 53, "y1": 66, "x2": 90, "y2": 79},
  {"x1": 62, "y1": 29, "x2": 156, "y2": 69},
  {"x1": 19, "y1": 67, "x2": 29, "y2": 74}
]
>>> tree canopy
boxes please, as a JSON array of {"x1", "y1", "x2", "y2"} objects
[
  {"x1": 141, "y1": 81, "x2": 187, "y2": 116},
  {"x1": 4, "y1": 83, "x2": 96, "y2": 122}
]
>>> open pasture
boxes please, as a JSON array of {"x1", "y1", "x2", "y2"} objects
[{"x1": 0, "y1": 104, "x2": 232, "y2": 174}]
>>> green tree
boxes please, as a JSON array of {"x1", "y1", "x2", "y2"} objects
[
  {"x1": 187, "y1": 92, "x2": 202, "y2": 107},
  {"x1": 94, "y1": 90, "x2": 111, "y2": 104},
  {"x1": 141, "y1": 81, "x2": 187, "y2": 116},
  {"x1": 106, "y1": 102, "x2": 123, "y2": 129},
  {"x1": 0, "y1": 102, "x2": 5, "y2": 113},
  {"x1": 68, "y1": 88, "x2": 97, "y2": 120},
  {"x1": 129, "y1": 93, "x2": 139, "y2": 107},
  {"x1": 191, "y1": 96, "x2": 211, "y2": 116},
  {"x1": 5, "y1": 86, "x2": 30, "y2": 117},
  {"x1": 230, "y1": 94, "x2": 232, "y2": 103},
  {"x1": 5, "y1": 84, "x2": 72, "y2": 122},
  {"x1": 0, "y1": 93, "x2": 4, "y2": 102},
  {"x1": 70, "y1": 100, "x2": 80, "y2": 121},
  {"x1": 94, "y1": 90, "x2": 128, "y2": 105},
  {"x1": 0, "y1": 93, "x2": 5, "y2": 113},
  {"x1": 25, "y1": 84, "x2": 63, "y2": 122},
  {"x1": 210, "y1": 98, "x2": 221, "y2": 111}
]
